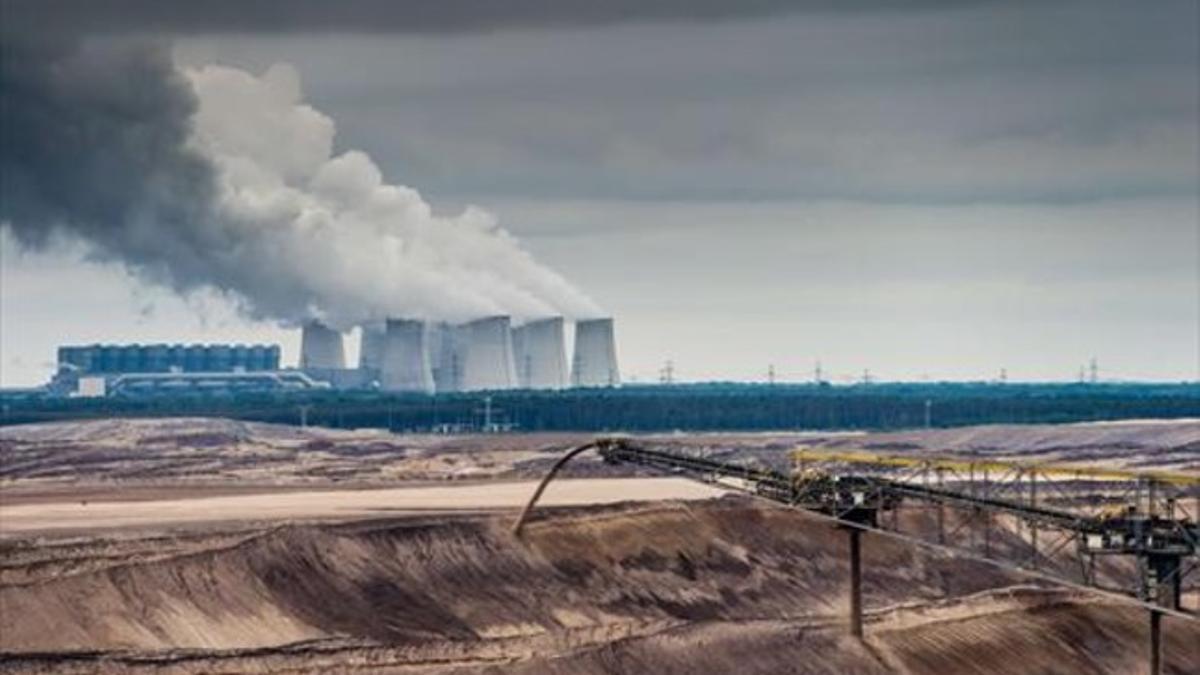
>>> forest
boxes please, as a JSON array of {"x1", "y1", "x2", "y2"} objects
[{"x1": 3, "y1": 382, "x2": 1197, "y2": 432}]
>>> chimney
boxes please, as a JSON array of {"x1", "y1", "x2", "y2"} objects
[
  {"x1": 299, "y1": 320, "x2": 345, "y2": 370},
  {"x1": 379, "y1": 319, "x2": 435, "y2": 393},
  {"x1": 512, "y1": 317, "x2": 568, "y2": 389},
  {"x1": 460, "y1": 315, "x2": 517, "y2": 391},
  {"x1": 571, "y1": 318, "x2": 620, "y2": 387}
]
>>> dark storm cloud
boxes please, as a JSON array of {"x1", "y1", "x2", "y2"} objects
[
  {"x1": 5, "y1": 0, "x2": 1014, "y2": 35},
  {"x1": 0, "y1": 36, "x2": 223, "y2": 279}
]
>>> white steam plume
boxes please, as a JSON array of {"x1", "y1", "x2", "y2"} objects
[{"x1": 185, "y1": 62, "x2": 602, "y2": 329}]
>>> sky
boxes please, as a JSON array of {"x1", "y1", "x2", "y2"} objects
[{"x1": 1, "y1": 0, "x2": 1198, "y2": 386}]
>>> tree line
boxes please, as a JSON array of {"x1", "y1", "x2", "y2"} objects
[{"x1": 2, "y1": 382, "x2": 1197, "y2": 431}]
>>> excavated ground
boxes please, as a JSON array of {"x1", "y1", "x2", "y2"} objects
[{"x1": 2, "y1": 497, "x2": 1196, "y2": 674}]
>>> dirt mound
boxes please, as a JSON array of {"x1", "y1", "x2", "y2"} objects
[{"x1": 3, "y1": 498, "x2": 1195, "y2": 673}]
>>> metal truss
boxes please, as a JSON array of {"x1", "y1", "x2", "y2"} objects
[{"x1": 513, "y1": 438, "x2": 1199, "y2": 675}]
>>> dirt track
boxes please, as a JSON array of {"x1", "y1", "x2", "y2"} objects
[{"x1": 0, "y1": 478, "x2": 723, "y2": 535}]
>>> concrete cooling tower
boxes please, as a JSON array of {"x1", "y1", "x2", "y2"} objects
[
  {"x1": 571, "y1": 318, "x2": 620, "y2": 387},
  {"x1": 460, "y1": 316, "x2": 517, "y2": 391},
  {"x1": 300, "y1": 321, "x2": 345, "y2": 370},
  {"x1": 379, "y1": 319, "x2": 435, "y2": 393},
  {"x1": 429, "y1": 322, "x2": 463, "y2": 393},
  {"x1": 512, "y1": 317, "x2": 568, "y2": 389},
  {"x1": 358, "y1": 322, "x2": 386, "y2": 372}
]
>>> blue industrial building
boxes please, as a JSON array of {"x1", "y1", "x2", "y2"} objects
[
  {"x1": 48, "y1": 343, "x2": 325, "y2": 397},
  {"x1": 57, "y1": 343, "x2": 281, "y2": 375}
]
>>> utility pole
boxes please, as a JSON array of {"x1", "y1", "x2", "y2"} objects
[
  {"x1": 472, "y1": 395, "x2": 509, "y2": 433},
  {"x1": 861, "y1": 368, "x2": 871, "y2": 386},
  {"x1": 767, "y1": 364, "x2": 776, "y2": 386},
  {"x1": 814, "y1": 360, "x2": 824, "y2": 385},
  {"x1": 660, "y1": 360, "x2": 675, "y2": 385},
  {"x1": 1088, "y1": 357, "x2": 1098, "y2": 384},
  {"x1": 999, "y1": 367, "x2": 1007, "y2": 385}
]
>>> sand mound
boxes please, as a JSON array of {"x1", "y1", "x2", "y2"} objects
[{"x1": 3, "y1": 499, "x2": 1196, "y2": 673}]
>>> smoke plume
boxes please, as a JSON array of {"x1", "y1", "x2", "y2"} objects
[{"x1": 0, "y1": 36, "x2": 602, "y2": 329}]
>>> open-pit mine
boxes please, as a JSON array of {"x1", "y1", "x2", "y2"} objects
[{"x1": 1, "y1": 418, "x2": 1197, "y2": 673}]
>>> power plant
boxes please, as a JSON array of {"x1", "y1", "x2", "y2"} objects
[{"x1": 47, "y1": 317, "x2": 617, "y2": 398}]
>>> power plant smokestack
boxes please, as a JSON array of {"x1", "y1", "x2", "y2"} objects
[
  {"x1": 358, "y1": 321, "x2": 386, "y2": 372},
  {"x1": 512, "y1": 317, "x2": 568, "y2": 389},
  {"x1": 460, "y1": 316, "x2": 517, "y2": 391},
  {"x1": 572, "y1": 318, "x2": 620, "y2": 387},
  {"x1": 379, "y1": 319, "x2": 434, "y2": 393},
  {"x1": 299, "y1": 320, "x2": 345, "y2": 370}
]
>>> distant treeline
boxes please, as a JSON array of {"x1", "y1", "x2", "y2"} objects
[{"x1": 2, "y1": 382, "x2": 1197, "y2": 432}]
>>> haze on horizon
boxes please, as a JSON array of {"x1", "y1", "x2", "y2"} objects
[{"x1": 1, "y1": 0, "x2": 1197, "y2": 387}]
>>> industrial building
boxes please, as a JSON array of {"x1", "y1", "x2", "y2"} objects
[
  {"x1": 50, "y1": 342, "x2": 303, "y2": 397},
  {"x1": 103, "y1": 370, "x2": 328, "y2": 397},
  {"x1": 50, "y1": 316, "x2": 618, "y2": 397},
  {"x1": 58, "y1": 343, "x2": 281, "y2": 374}
]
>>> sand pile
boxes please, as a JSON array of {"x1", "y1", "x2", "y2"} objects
[{"x1": 2, "y1": 498, "x2": 1195, "y2": 673}]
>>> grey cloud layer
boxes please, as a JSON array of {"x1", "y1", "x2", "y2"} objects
[
  {"x1": 5, "y1": 0, "x2": 1015, "y2": 35},
  {"x1": 169, "y1": 1, "x2": 1196, "y2": 205}
]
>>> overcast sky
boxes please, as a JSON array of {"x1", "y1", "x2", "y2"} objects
[{"x1": 2, "y1": 0, "x2": 1197, "y2": 385}]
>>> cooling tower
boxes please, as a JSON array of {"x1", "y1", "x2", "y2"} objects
[
  {"x1": 379, "y1": 319, "x2": 435, "y2": 393},
  {"x1": 429, "y1": 322, "x2": 465, "y2": 393},
  {"x1": 460, "y1": 316, "x2": 517, "y2": 391},
  {"x1": 299, "y1": 320, "x2": 345, "y2": 370},
  {"x1": 358, "y1": 321, "x2": 386, "y2": 371},
  {"x1": 571, "y1": 318, "x2": 620, "y2": 387},
  {"x1": 513, "y1": 317, "x2": 568, "y2": 389}
]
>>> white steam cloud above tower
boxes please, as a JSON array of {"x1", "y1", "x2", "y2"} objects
[{"x1": 186, "y1": 63, "x2": 603, "y2": 328}]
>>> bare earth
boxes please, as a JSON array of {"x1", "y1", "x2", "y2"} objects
[
  {"x1": 0, "y1": 478, "x2": 723, "y2": 535},
  {"x1": 1, "y1": 417, "x2": 1197, "y2": 673}
]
